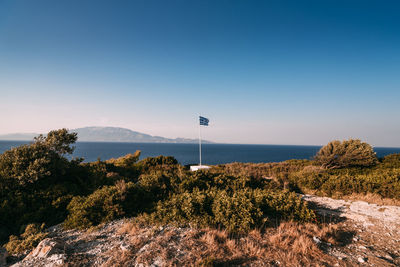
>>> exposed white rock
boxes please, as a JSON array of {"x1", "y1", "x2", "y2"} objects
[
  {"x1": 11, "y1": 238, "x2": 65, "y2": 267},
  {"x1": 313, "y1": 236, "x2": 322, "y2": 245},
  {"x1": 358, "y1": 256, "x2": 367, "y2": 263},
  {"x1": 302, "y1": 194, "x2": 400, "y2": 231},
  {"x1": 28, "y1": 238, "x2": 63, "y2": 258}
]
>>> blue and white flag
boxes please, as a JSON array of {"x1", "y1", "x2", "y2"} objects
[{"x1": 199, "y1": 116, "x2": 209, "y2": 126}]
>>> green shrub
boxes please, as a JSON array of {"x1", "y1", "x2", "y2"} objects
[
  {"x1": 0, "y1": 129, "x2": 90, "y2": 243},
  {"x1": 150, "y1": 188, "x2": 215, "y2": 228},
  {"x1": 64, "y1": 180, "x2": 150, "y2": 229},
  {"x1": 137, "y1": 155, "x2": 180, "y2": 174},
  {"x1": 381, "y1": 154, "x2": 400, "y2": 168},
  {"x1": 149, "y1": 188, "x2": 315, "y2": 234},
  {"x1": 315, "y1": 139, "x2": 377, "y2": 169},
  {"x1": 106, "y1": 151, "x2": 141, "y2": 168},
  {"x1": 290, "y1": 165, "x2": 400, "y2": 199},
  {"x1": 0, "y1": 129, "x2": 77, "y2": 186},
  {"x1": 0, "y1": 143, "x2": 60, "y2": 186},
  {"x1": 289, "y1": 167, "x2": 328, "y2": 191},
  {"x1": 5, "y1": 223, "x2": 47, "y2": 255},
  {"x1": 138, "y1": 171, "x2": 181, "y2": 200},
  {"x1": 180, "y1": 170, "x2": 267, "y2": 193},
  {"x1": 212, "y1": 189, "x2": 265, "y2": 233},
  {"x1": 221, "y1": 160, "x2": 310, "y2": 180},
  {"x1": 261, "y1": 190, "x2": 316, "y2": 222},
  {"x1": 105, "y1": 151, "x2": 141, "y2": 179}
]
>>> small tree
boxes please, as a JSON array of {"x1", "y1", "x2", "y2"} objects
[
  {"x1": 315, "y1": 139, "x2": 377, "y2": 169},
  {"x1": 0, "y1": 129, "x2": 80, "y2": 243},
  {"x1": 34, "y1": 128, "x2": 77, "y2": 155},
  {"x1": 0, "y1": 128, "x2": 77, "y2": 185}
]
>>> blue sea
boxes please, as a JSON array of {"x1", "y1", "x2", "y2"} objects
[{"x1": 1, "y1": 141, "x2": 400, "y2": 165}]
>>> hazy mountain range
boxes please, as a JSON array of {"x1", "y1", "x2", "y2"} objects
[{"x1": 0, "y1": 127, "x2": 213, "y2": 144}]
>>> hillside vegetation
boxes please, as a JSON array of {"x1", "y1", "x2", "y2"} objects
[
  {"x1": 221, "y1": 140, "x2": 400, "y2": 200},
  {"x1": 1, "y1": 129, "x2": 399, "y2": 259}
]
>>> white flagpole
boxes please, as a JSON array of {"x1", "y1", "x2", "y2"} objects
[{"x1": 199, "y1": 117, "x2": 202, "y2": 166}]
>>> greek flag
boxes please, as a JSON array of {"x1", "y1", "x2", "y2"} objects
[{"x1": 199, "y1": 116, "x2": 209, "y2": 126}]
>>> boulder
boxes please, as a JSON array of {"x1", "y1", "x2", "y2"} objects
[
  {"x1": 11, "y1": 238, "x2": 66, "y2": 267},
  {"x1": 27, "y1": 238, "x2": 64, "y2": 259}
]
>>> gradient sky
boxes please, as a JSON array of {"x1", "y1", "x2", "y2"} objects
[{"x1": 1, "y1": 0, "x2": 400, "y2": 146}]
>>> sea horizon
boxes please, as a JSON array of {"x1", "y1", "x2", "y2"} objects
[
  {"x1": 1, "y1": 140, "x2": 400, "y2": 165},
  {"x1": 1, "y1": 139, "x2": 400, "y2": 148}
]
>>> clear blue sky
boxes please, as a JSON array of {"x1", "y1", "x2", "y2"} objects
[{"x1": 1, "y1": 0, "x2": 400, "y2": 146}]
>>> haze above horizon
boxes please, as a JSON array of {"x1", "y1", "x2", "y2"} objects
[{"x1": 1, "y1": 1, "x2": 400, "y2": 146}]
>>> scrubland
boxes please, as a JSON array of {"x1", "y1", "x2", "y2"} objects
[{"x1": 1, "y1": 130, "x2": 399, "y2": 266}]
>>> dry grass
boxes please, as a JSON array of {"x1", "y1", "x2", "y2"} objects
[
  {"x1": 117, "y1": 220, "x2": 140, "y2": 236},
  {"x1": 102, "y1": 249, "x2": 135, "y2": 267},
  {"x1": 103, "y1": 221, "x2": 348, "y2": 266},
  {"x1": 340, "y1": 192, "x2": 400, "y2": 206}
]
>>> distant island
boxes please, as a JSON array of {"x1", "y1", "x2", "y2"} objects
[{"x1": 0, "y1": 126, "x2": 213, "y2": 144}]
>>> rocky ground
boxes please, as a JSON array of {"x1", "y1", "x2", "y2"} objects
[
  {"x1": 303, "y1": 194, "x2": 400, "y2": 266},
  {"x1": 3, "y1": 195, "x2": 400, "y2": 267}
]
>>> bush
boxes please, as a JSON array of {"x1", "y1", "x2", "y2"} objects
[
  {"x1": 106, "y1": 151, "x2": 141, "y2": 168},
  {"x1": 64, "y1": 181, "x2": 150, "y2": 229},
  {"x1": 105, "y1": 151, "x2": 141, "y2": 179},
  {"x1": 137, "y1": 155, "x2": 180, "y2": 174},
  {"x1": 381, "y1": 154, "x2": 400, "y2": 168},
  {"x1": 221, "y1": 160, "x2": 310, "y2": 180},
  {"x1": 5, "y1": 223, "x2": 47, "y2": 255},
  {"x1": 150, "y1": 188, "x2": 215, "y2": 228},
  {"x1": 149, "y1": 188, "x2": 315, "y2": 234},
  {"x1": 0, "y1": 129, "x2": 77, "y2": 186},
  {"x1": 289, "y1": 167, "x2": 328, "y2": 191},
  {"x1": 315, "y1": 139, "x2": 377, "y2": 169},
  {"x1": 138, "y1": 171, "x2": 181, "y2": 200},
  {"x1": 0, "y1": 129, "x2": 87, "y2": 244},
  {"x1": 262, "y1": 190, "x2": 316, "y2": 222},
  {"x1": 212, "y1": 189, "x2": 265, "y2": 233},
  {"x1": 289, "y1": 164, "x2": 400, "y2": 199}
]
